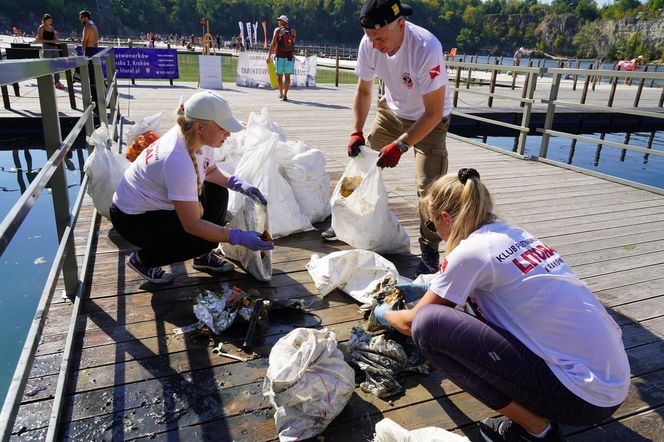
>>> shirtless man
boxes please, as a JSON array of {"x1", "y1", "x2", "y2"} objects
[{"x1": 79, "y1": 10, "x2": 99, "y2": 56}]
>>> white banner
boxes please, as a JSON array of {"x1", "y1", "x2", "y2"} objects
[
  {"x1": 199, "y1": 55, "x2": 223, "y2": 90},
  {"x1": 237, "y1": 52, "x2": 317, "y2": 89},
  {"x1": 238, "y1": 22, "x2": 244, "y2": 48},
  {"x1": 246, "y1": 22, "x2": 252, "y2": 48},
  {"x1": 252, "y1": 22, "x2": 259, "y2": 46}
]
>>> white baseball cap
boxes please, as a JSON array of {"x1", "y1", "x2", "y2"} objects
[
  {"x1": 278, "y1": 15, "x2": 289, "y2": 23},
  {"x1": 184, "y1": 91, "x2": 243, "y2": 132}
]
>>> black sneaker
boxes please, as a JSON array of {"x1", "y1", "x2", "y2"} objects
[
  {"x1": 126, "y1": 252, "x2": 174, "y2": 284},
  {"x1": 282, "y1": 95, "x2": 288, "y2": 101},
  {"x1": 479, "y1": 418, "x2": 564, "y2": 442},
  {"x1": 192, "y1": 251, "x2": 234, "y2": 273},
  {"x1": 321, "y1": 227, "x2": 337, "y2": 241},
  {"x1": 415, "y1": 246, "x2": 440, "y2": 275}
]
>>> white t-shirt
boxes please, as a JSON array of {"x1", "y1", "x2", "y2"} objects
[
  {"x1": 429, "y1": 221, "x2": 630, "y2": 407},
  {"x1": 113, "y1": 126, "x2": 214, "y2": 214},
  {"x1": 355, "y1": 22, "x2": 452, "y2": 120}
]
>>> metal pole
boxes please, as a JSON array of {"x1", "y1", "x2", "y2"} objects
[
  {"x1": 335, "y1": 48, "x2": 339, "y2": 88},
  {"x1": 539, "y1": 72, "x2": 561, "y2": 158},
  {"x1": 36, "y1": 74, "x2": 78, "y2": 296}
]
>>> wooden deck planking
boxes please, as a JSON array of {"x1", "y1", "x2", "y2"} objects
[{"x1": 9, "y1": 82, "x2": 664, "y2": 441}]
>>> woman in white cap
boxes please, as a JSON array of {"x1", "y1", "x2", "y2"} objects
[{"x1": 110, "y1": 91, "x2": 272, "y2": 284}]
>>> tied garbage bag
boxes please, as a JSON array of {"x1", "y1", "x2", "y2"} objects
[
  {"x1": 307, "y1": 250, "x2": 410, "y2": 307},
  {"x1": 331, "y1": 147, "x2": 409, "y2": 254},
  {"x1": 263, "y1": 328, "x2": 355, "y2": 442},
  {"x1": 374, "y1": 418, "x2": 470, "y2": 442},
  {"x1": 83, "y1": 126, "x2": 129, "y2": 219},
  {"x1": 222, "y1": 197, "x2": 272, "y2": 281}
]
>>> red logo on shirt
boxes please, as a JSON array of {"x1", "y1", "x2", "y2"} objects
[
  {"x1": 440, "y1": 258, "x2": 448, "y2": 273},
  {"x1": 429, "y1": 65, "x2": 441, "y2": 79},
  {"x1": 401, "y1": 72, "x2": 414, "y2": 89},
  {"x1": 144, "y1": 147, "x2": 154, "y2": 163}
]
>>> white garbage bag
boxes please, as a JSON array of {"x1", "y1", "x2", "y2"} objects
[
  {"x1": 124, "y1": 111, "x2": 165, "y2": 146},
  {"x1": 83, "y1": 126, "x2": 129, "y2": 219},
  {"x1": 263, "y1": 328, "x2": 355, "y2": 442},
  {"x1": 277, "y1": 141, "x2": 331, "y2": 223},
  {"x1": 228, "y1": 133, "x2": 313, "y2": 238},
  {"x1": 307, "y1": 250, "x2": 410, "y2": 306},
  {"x1": 221, "y1": 197, "x2": 272, "y2": 281},
  {"x1": 374, "y1": 418, "x2": 470, "y2": 442},
  {"x1": 331, "y1": 147, "x2": 409, "y2": 254}
]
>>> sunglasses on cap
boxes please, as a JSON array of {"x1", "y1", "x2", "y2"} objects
[{"x1": 424, "y1": 220, "x2": 437, "y2": 233}]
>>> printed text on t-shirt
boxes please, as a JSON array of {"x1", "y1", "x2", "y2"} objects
[{"x1": 496, "y1": 238, "x2": 564, "y2": 274}]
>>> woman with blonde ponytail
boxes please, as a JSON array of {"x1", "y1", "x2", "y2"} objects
[
  {"x1": 110, "y1": 91, "x2": 272, "y2": 284},
  {"x1": 371, "y1": 168, "x2": 629, "y2": 442}
]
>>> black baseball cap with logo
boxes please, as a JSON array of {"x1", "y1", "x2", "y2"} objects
[{"x1": 360, "y1": 0, "x2": 413, "y2": 29}]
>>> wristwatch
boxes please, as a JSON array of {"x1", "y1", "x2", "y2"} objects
[{"x1": 395, "y1": 138, "x2": 410, "y2": 153}]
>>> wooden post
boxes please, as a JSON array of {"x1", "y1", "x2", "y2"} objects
[
  {"x1": 608, "y1": 66, "x2": 619, "y2": 107},
  {"x1": 659, "y1": 85, "x2": 664, "y2": 108},
  {"x1": 520, "y1": 60, "x2": 532, "y2": 107},
  {"x1": 335, "y1": 48, "x2": 339, "y2": 88},
  {"x1": 619, "y1": 132, "x2": 631, "y2": 161},
  {"x1": 488, "y1": 59, "x2": 499, "y2": 108},
  {"x1": 453, "y1": 64, "x2": 461, "y2": 107},
  {"x1": 593, "y1": 133, "x2": 606, "y2": 166},
  {"x1": 643, "y1": 130, "x2": 656, "y2": 163},
  {"x1": 581, "y1": 63, "x2": 592, "y2": 104},
  {"x1": 466, "y1": 55, "x2": 472, "y2": 89},
  {"x1": 567, "y1": 139, "x2": 576, "y2": 164},
  {"x1": 650, "y1": 65, "x2": 658, "y2": 88},
  {"x1": 129, "y1": 39, "x2": 135, "y2": 85},
  {"x1": 1, "y1": 85, "x2": 10, "y2": 109},
  {"x1": 572, "y1": 59, "x2": 581, "y2": 91},
  {"x1": 634, "y1": 66, "x2": 647, "y2": 108}
]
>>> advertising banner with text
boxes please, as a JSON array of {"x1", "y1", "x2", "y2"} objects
[{"x1": 236, "y1": 52, "x2": 317, "y2": 89}]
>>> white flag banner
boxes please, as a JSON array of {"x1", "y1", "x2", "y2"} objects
[
  {"x1": 199, "y1": 55, "x2": 223, "y2": 89},
  {"x1": 252, "y1": 22, "x2": 259, "y2": 46},
  {"x1": 246, "y1": 22, "x2": 252, "y2": 48},
  {"x1": 238, "y1": 22, "x2": 244, "y2": 48},
  {"x1": 236, "y1": 52, "x2": 317, "y2": 89}
]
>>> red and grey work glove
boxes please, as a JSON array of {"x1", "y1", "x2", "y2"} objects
[
  {"x1": 377, "y1": 139, "x2": 408, "y2": 168},
  {"x1": 347, "y1": 131, "x2": 365, "y2": 157}
]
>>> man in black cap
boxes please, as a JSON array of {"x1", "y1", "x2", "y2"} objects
[{"x1": 322, "y1": 0, "x2": 451, "y2": 276}]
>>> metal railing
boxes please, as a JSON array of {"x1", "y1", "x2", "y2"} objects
[
  {"x1": 447, "y1": 60, "x2": 664, "y2": 193},
  {"x1": 0, "y1": 47, "x2": 121, "y2": 441}
]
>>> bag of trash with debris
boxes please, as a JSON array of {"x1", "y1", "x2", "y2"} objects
[
  {"x1": 307, "y1": 250, "x2": 410, "y2": 307},
  {"x1": 330, "y1": 147, "x2": 409, "y2": 254},
  {"x1": 222, "y1": 197, "x2": 272, "y2": 281},
  {"x1": 228, "y1": 132, "x2": 313, "y2": 238},
  {"x1": 263, "y1": 328, "x2": 355, "y2": 441},
  {"x1": 346, "y1": 327, "x2": 430, "y2": 399},
  {"x1": 83, "y1": 126, "x2": 130, "y2": 219},
  {"x1": 374, "y1": 418, "x2": 470, "y2": 442},
  {"x1": 192, "y1": 288, "x2": 246, "y2": 334}
]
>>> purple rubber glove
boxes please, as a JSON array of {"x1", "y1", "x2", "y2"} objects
[
  {"x1": 227, "y1": 175, "x2": 268, "y2": 205},
  {"x1": 229, "y1": 229, "x2": 274, "y2": 251}
]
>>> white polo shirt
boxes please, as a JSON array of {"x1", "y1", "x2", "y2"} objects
[
  {"x1": 356, "y1": 21, "x2": 452, "y2": 120},
  {"x1": 429, "y1": 221, "x2": 630, "y2": 407},
  {"x1": 113, "y1": 126, "x2": 213, "y2": 214}
]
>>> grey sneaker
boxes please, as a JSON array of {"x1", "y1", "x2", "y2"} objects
[
  {"x1": 126, "y1": 252, "x2": 174, "y2": 284},
  {"x1": 479, "y1": 418, "x2": 564, "y2": 442},
  {"x1": 192, "y1": 251, "x2": 234, "y2": 273},
  {"x1": 321, "y1": 227, "x2": 337, "y2": 241}
]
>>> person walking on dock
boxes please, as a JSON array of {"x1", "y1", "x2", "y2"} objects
[
  {"x1": 266, "y1": 15, "x2": 297, "y2": 101},
  {"x1": 37, "y1": 13, "x2": 67, "y2": 90},
  {"x1": 372, "y1": 168, "x2": 630, "y2": 442},
  {"x1": 322, "y1": 0, "x2": 452, "y2": 276},
  {"x1": 110, "y1": 91, "x2": 273, "y2": 284}
]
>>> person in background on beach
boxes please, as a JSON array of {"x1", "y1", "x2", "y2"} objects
[
  {"x1": 512, "y1": 46, "x2": 525, "y2": 78},
  {"x1": 37, "y1": 13, "x2": 67, "y2": 90},
  {"x1": 110, "y1": 91, "x2": 273, "y2": 284},
  {"x1": 266, "y1": 15, "x2": 297, "y2": 101},
  {"x1": 372, "y1": 168, "x2": 630, "y2": 442},
  {"x1": 618, "y1": 55, "x2": 644, "y2": 85},
  {"x1": 322, "y1": 0, "x2": 451, "y2": 277},
  {"x1": 79, "y1": 10, "x2": 98, "y2": 56}
]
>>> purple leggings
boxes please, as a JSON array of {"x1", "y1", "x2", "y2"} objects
[{"x1": 411, "y1": 305, "x2": 620, "y2": 426}]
